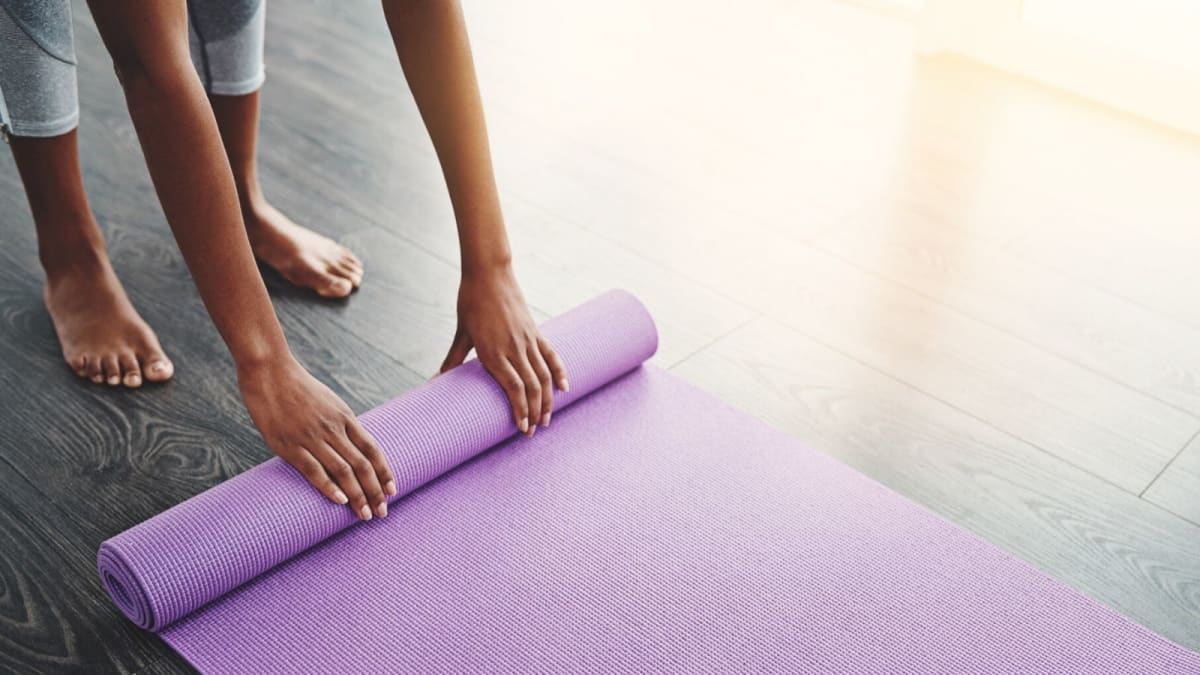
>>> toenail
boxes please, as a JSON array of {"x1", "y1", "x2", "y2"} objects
[{"x1": 107, "y1": 376, "x2": 120, "y2": 385}]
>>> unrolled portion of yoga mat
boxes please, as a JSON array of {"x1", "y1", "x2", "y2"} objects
[{"x1": 100, "y1": 291, "x2": 1199, "y2": 674}]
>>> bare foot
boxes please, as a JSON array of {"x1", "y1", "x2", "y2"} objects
[
  {"x1": 243, "y1": 199, "x2": 363, "y2": 298},
  {"x1": 43, "y1": 251, "x2": 174, "y2": 388}
]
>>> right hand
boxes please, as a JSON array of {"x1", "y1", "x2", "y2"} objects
[{"x1": 238, "y1": 355, "x2": 396, "y2": 521}]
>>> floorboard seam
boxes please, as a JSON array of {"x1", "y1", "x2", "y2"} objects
[
  {"x1": 677, "y1": 312, "x2": 1178, "y2": 501},
  {"x1": 1138, "y1": 427, "x2": 1200, "y2": 500},
  {"x1": 664, "y1": 313, "x2": 761, "y2": 371},
  {"x1": 996, "y1": 232, "x2": 1200, "y2": 336},
  {"x1": 811, "y1": 240, "x2": 1200, "y2": 421}
]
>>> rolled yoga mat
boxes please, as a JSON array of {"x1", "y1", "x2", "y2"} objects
[{"x1": 100, "y1": 290, "x2": 1199, "y2": 673}]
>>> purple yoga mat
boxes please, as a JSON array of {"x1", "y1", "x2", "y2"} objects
[{"x1": 100, "y1": 290, "x2": 1199, "y2": 673}]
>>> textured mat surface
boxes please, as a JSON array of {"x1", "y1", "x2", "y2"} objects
[{"x1": 99, "y1": 291, "x2": 1200, "y2": 673}]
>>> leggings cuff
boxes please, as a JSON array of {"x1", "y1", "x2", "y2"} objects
[
  {"x1": 4, "y1": 108, "x2": 78, "y2": 138},
  {"x1": 205, "y1": 70, "x2": 265, "y2": 97}
]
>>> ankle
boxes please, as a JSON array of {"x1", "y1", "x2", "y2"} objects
[
  {"x1": 234, "y1": 173, "x2": 266, "y2": 213},
  {"x1": 41, "y1": 241, "x2": 110, "y2": 285}
]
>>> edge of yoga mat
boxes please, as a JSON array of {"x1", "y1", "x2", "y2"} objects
[{"x1": 98, "y1": 288, "x2": 658, "y2": 630}]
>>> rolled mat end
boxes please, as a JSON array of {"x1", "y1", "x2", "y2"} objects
[{"x1": 98, "y1": 542, "x2": 157, "y2": 630}]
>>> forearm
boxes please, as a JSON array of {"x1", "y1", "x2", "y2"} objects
[
  {"x1": 123, "y1": 75, "x2": 288, "y2": 368},
  {"x1": 382, "y1": 0, "x2": 511, "y2": 275},
  {"x1": 382, "y1": 0, "x2": 568, "y2": 431}
]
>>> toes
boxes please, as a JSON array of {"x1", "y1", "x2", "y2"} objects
[
  {"x1": 281, "y1": 263, "x2": 350, "y2": 298},
  {"x1": 143, "y1": 353, "x2": 174, "y2": 382},
  {"x1": 340, "y1": 249, "x2": 363, "y2": 273},
  {"x1": 70, "y1": 354, "x2": 89, "y2": 378},
  {"x1": 331, "y1": 260, "x2": 363, "y2": 288},
  {"x1": 84, "y1": 354, "x2": 104, "y2": 383},
  {"x1": 101, "y1": 354, "x2": 121, "y2": 386},
  {"x1": 119, "y1": 352, "x2": 142, "y2": 388},
  {"x1": 75, "y1": 354, "x2": 97, "y2": 380},
  {"x1": 316, "y1": 275, "x2": 354, "y2": 298}
]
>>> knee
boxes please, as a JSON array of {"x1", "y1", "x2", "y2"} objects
[{"x1": 107, "y1": 42, "x2": 195, "y2": 98}]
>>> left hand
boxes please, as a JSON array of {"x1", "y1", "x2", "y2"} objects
[{"x1": 440, "y1": 264, "x2": 568, "y2": 436}]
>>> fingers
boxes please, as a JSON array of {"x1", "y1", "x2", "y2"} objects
[
  {"x1": 526, "y1": 343, "x2": 554, "y2": 428},
  {"x1": 330, "y1": 431, "x2": 388, "y2": 520},
  {"x1": 310, "y1": 442, "x2": 374, "y2": 522},
  {"x1": 488, "y1": 358, "x2": 530, "y2": 434},
  {"x1": 346, "y1": 418, "x2": 397, "y2": 500},
  {"x1": 299, "y1": 421, "x2": 393, "y2": 522},
  {"x1": 480, "y1": 335, "x2": 569, "y2": 436},
  {"x1": 537, "y1": 336, "x2": 569, "y2": 394},
  {"x1": 293, "y1": 449, "x2": 350, "y2": 506},
  {"x1": 439, "y1": 328, "x2": 474, "y2": 374},
  {"x1": 510, "y1": 356, "x2": 542, "y2": 437}
]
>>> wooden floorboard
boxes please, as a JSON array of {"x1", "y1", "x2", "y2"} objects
[
  {"x1": 1144, "y1": 434, "x2": 1200, "y2": 526},
  {"x1": 816, "y1": 203, "x2": 1200, "y2": 415},
  {"x1": 2, "y1": 0, "x2": 1199, "y2": 671},
  {"x1": 584, "y1": 219, "x2": 1197, "y2": 493}
]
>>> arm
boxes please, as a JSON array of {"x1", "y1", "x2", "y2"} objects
[
  {"x1": 86, "y1": 0, "x2": 394, "y2": 519},
  {"x1": 382, "y1": 0, "x2": 568, "y2": 434}
]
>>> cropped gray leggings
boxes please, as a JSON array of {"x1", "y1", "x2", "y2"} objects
[{"x1": 0, "y1": 0, "x2": 265, "y2": 138}]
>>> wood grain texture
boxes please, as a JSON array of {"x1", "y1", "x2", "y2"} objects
[
  {"x1": 1145, "y1": 434, "x2": 1200, "y2": 526},
  {"x1": 2, "y1": 0, "x2": 1200, "y2": 671},
  {"x1": 816, "y1": 205, "x2": 1200, "y2": 417},
  {"x1": 0, "y1": 461, "x2": 191, "y2": 674},
  {"x1": 670, "y1": 317, "x2": 1200, "y2": 649}
]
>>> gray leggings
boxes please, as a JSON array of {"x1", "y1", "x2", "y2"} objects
[{"x1": 0, "y1": 0, "x2": 265, "y2": 138}]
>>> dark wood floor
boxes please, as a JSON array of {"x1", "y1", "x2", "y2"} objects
[{"x1": 2, "y1": 1, "x2": 1199, "y2": 672}]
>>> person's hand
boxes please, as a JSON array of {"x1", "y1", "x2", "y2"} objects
[
  {"x1": 440, "y1": 264, "x2": 568, "y2": 435},
  {"x1": 238, "y1": 355, "x2": 396, "y2": 520}
]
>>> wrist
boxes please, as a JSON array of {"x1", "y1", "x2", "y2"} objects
[
  {"x1": 461, "y1": 251, "x2": 514, "y2": 281},
  {"x1": 234, "y1": 345, "x2": 297, "y2": 381}
]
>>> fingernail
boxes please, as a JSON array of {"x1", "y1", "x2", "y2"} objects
[
  {"x1": 529, "y1": 424, "x2": 537, "y2": 437},
  {"x1": 334, "y1": 490, "x2": 348, "y2": 504},
  {"x1": 385, "y1": 480, "x2": 397, "y2": 496},
  {"x1": 543, "y1": 412, "x2": 551, "y2": 427},
  {"x1": 359, "y1": 505, "x2": 372, "y2": 521},
  {"x1": 561, "y1": 378, "x2": 570, "y2": 392},
  {"x1": 376, "y1": 502, "x2": 387, "y2": 518},
  {"x1": 518, "y1": 418, "x2": 529, "y2": 433}
]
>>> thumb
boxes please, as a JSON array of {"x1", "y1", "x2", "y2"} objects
[{"x1": 439, "y1": 328, "x2": 474, "y2": 374}]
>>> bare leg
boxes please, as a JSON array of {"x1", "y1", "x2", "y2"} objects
[
  {"x1": 10, "y1": 130, "x2": 174, "y2": 387},
  {"x1": 208, "y1": 90, "x2": 363, "y2": 298}
]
